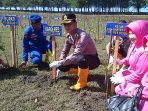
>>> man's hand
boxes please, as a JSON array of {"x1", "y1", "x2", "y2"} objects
[
  {"x1": 110, "y1": 74, "x2": 125, "y2": 84},
  {"x1": 19, "y1": 61, "x2": 27, "y2": 68},
  {"x1": 49, "y1": 61, "x2": 61, "y2": 68}
]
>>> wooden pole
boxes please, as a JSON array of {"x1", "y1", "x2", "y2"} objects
[
  {"x1": 52, "y1": 36, "x2": 56, "y2": 80},
  {"x1": 107, "y1": 30, "x2": 113, "y2": 64},
  {"x1": 14, "y1": 26, "x2": 18, "y2": 67},
  {"x1": 10, "y1": 26, "x2": 16, "y2": 67},
  {"x1": 0, "y1": 30, "x2": 2, "y2": 47},
  {"x1": 111, "y1": 36, "x2": 120, "y2": 94},
  {"x1": 105, "y1": 30, "x2": 113, "y2": 98}
]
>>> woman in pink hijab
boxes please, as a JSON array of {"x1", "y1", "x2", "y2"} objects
[
  {"x1": 110, "y1": 20, "x2": 148, "y2": 110},
  {"x1": 121, "y1": 35, "x2": 148, "y2": 111},
  {"x1": 115, "y1": 20, "x2": 148, "y2": 68}
]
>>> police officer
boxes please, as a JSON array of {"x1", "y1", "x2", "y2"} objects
[
  {"x1": 49, "y1": 13, "x2": 100, "y2": 91},
  {"x1": 19, "y1": 14, "x2": 52, "y2": 67}
]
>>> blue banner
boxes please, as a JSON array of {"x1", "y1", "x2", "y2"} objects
[
  {"x1": 105, "y1": 23, "x2": 128, "y2": 37},
  {"x1": 1, "y1": 15, "x2": 19, "y2": 26},
  {"x1": 43, "y1": 25, "x2": 62, "y2": 37}
]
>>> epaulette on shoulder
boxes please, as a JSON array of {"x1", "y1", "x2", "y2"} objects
[
  {"x1": 66, "y1": 33, "x2": 70, "y2": 38},
  {"x1": 76, "y1": 29, "x2": 86, "y2": 37}
]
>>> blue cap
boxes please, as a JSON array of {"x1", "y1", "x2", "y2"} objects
[{"x1": 30, "y1": 14, "x2": 42, "y2": 23}]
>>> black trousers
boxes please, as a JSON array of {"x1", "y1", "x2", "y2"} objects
[{"x1": 58, "y1": 53, "x2": 100, "y2": 72}]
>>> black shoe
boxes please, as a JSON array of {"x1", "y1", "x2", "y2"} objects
[{"x1": 38, "y1": 62, "x2": 50, "y2": 70}]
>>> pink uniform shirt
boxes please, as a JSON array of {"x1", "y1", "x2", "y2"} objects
[{"x1": 59, "y1": 28, "x2": 97, "y2": 66}]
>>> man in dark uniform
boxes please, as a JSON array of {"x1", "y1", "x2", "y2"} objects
[
  {"x1": 19, "y1": 14, "x2": 52, "y2": 67},
  {"x1": 49, "y1": 13, "x2": 100, "y2": 91}
]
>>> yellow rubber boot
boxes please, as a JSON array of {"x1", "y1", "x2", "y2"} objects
[
  {"x1": 45, "y1": 51, "x2": 52, "y2": 63},
  {"x1": 70, "y1": 67, "x2": 88, "y2": 91},
  {"x1": 68, "y1": 68, "x2": 78, "y2": 74}
]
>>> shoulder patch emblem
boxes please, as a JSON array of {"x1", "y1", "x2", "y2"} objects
[{"x1": 66, "y1": 33, "x2": 70, "y2": 38}]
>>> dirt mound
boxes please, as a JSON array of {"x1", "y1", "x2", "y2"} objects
[{"x1": 74, "y1": 91, "x2": 107, "y2": 111}]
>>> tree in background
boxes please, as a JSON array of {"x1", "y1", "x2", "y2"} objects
[
  {"x1": 0, "y1": 0, "x2": 147, "y2": 13},
  {"x1": 51, "y1": 0, "x2": 68, "y2": 12},
  {"x1": 2, "y1": 0, "x2": 19, "y2": 10},
  {"x1": 129, "y1": 0, "x2": 147, "y2": 14},
  {"x1": 69, "y1": 0, "x2": 92, "y2": 12},
  {"x1": 0, "y1": 0, "x2": 2, "y2": 7},
  {"x1": 18, "y1": 0, "x2": 32, "y2": 10}
]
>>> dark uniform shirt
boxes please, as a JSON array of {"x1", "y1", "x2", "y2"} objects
[{"x1": 22, "y1": 23, "x2": 48, "y2": 61}]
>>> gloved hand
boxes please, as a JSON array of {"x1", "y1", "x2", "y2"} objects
[
  {"x1": 116, "y1": 58, "x2": 123, "y2": 65},
  {"x1": 110, "y1": 74, "x2": 125, "y2": 84},
  {"x1": 56, "y1": 69, "x2": 62, "y2": 78},
  {"x1": 49, "y1": 61, "x2": 61, "y2": 68}
]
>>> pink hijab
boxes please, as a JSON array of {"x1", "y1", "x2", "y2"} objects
[{"x1": 125, "y1": 20, "x2": 148, "y2": 48}]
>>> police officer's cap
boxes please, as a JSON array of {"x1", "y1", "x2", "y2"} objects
[
  {"x1": 30, "y1": 14, "x2": 42, "y2": 23},
  {"x1": 61, "y1": 13, "x2": 76, "y2": 24}
]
